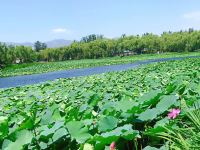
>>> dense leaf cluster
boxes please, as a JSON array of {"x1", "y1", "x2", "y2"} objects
[
  {"x1": 0, "y1": 58, "x2": 199, "y2": 149},
  {"x1": 0, "y1": 44, "x2": 36, "y2": 67},
  {"x1": 1, "y1": 29, "x2": 200, "y2": 67},
  {"x1": 38, "y1": 30, "x2": 200, "y2": 61},
  {"x1": 2, "y1": 52, "x2": 200, "y2": 77}
]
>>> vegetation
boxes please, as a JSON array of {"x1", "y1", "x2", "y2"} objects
[
  {"x1": 0, "y1": 44, "x2": 36, "y2": 67},
  {"x1": 1, "y1": 52, "x2": 200, "y2": 77},
  {"x1": 157, "y1": 105, "x2": 200, "y2": 150},
  {"x1": 1, "y1": 29, "x2": 200, "y2": 67},
  {"x1": 34, "y1": 41, "x2": 47, "y2": 52},
  {"x1": 80, "y1": 34, "x2": 104, "y2": 43},
  {"x1": 0, "y1": 58, "x2": 199, "y2": 149}
]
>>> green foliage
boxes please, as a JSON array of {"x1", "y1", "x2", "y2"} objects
[
  {"x1": 34, "y1": 41, "x2": 47, "y2": 52},
  {"x1": 2, "y1": 51, "x2": 200, "y2": 77},
  {"x1": 38, "y1": 30, "x2": 200, "y2": 61},
  {"x1": 2, "y1": 29, "x2": 200, "y2": 69},
  {"x1": 0, "y1": 43, "x2": 36, "y2": 67},
  {"x1": 66, "y1": 121, "x2": 92, "y2": 143},
  {"x1": 0, "y1": 116, "x2": 8, "y2": 140},
  {"x1": 0, "y1": 58, "x2": 200, "y2": 149},
  {"x1": 98, "y1": 116, "x2": 118, "y2": 132},
  {"x1": 157, "y1": 106, "x2": 200, "y2": 149},
  {"x1": 81, "y1": 34, "x2": 104, "y2": 43},
  {"x1": 3, "y1": 130, "x2": 33, "y2": 150}
]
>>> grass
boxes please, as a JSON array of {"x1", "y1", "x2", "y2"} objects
[
  {"x1": 1, "y1": 51, "x2": 200, "y2": 77},
  {"x1": 157, "y1": 105, "x2": 200, "y2": 150}
]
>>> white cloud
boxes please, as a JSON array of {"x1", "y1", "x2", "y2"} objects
[
  {"x1": 51, "y1": 28, "x2": 71, "y2": 34},
  {"x1": 183, "y1": 11, "x2": 200, "y2": 21}
]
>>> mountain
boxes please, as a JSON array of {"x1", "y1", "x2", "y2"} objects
[
  {"x1": 4, "y1": 39, "x2": 72, "y2": 48},
  {"x1": 45, "y1": 39, "x2": 72, "y2": 48},
  {"x1": 5, "y1": 42, "x2": 33, "y2": 47}
]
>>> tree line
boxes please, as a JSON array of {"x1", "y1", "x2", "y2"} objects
[{"x1": 1, "y1": 29, "x2": 200, "y2": 67}]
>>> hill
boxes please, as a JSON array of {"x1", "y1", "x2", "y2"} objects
[{"x1": 4, "y1": 39, "x2": 72, "y2": 48}]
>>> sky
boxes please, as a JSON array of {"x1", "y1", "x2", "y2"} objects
[{"x1": 1, "y1": 0, "x2": 200, "y2": 42}]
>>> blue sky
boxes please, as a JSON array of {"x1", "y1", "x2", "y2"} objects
[{"x1": 1, "y1": 0, "x2": 200, "y2": 42}]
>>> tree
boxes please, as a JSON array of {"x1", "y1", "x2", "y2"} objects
[
  {"x1": 0, "y1": 43, "x2": 8, "y2": 67},
  {"x1": 121, "y1": 34, "x2": 126, "y2": 38},
  {"x1": 81, "y1": 34, "x2": 104, "y2": 43},
  {"x1": 41, "y1": 43, "x2": 47, "y2": 50},
  {"x1": 189, "y1": 28, "x2": 194, "y2": 33},
  {"x1": 34, "y1": 41, "x2": 47, "y2": 52},
  {"x1": 2, "y1": 29, "x2": 200, "y2": 65}
]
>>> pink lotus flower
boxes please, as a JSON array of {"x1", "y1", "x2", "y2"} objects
[
  {"x1": 110, "y1": 142, "x2": 116, "y2": 150},
  {"x1": 168, "y1": 108, "x2": 181, "y2": 119}
]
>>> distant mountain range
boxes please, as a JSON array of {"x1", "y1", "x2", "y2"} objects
[{"x1": 4, "y1": 39, "x2": 72, "y2": 48}]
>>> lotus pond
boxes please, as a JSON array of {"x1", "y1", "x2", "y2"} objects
[
  {"x1": 1, "y1": 52, "x2": 200, "y2": 77},
  {"x1": 0, "y1": 58, "x2": 200, "y2": 150}
]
